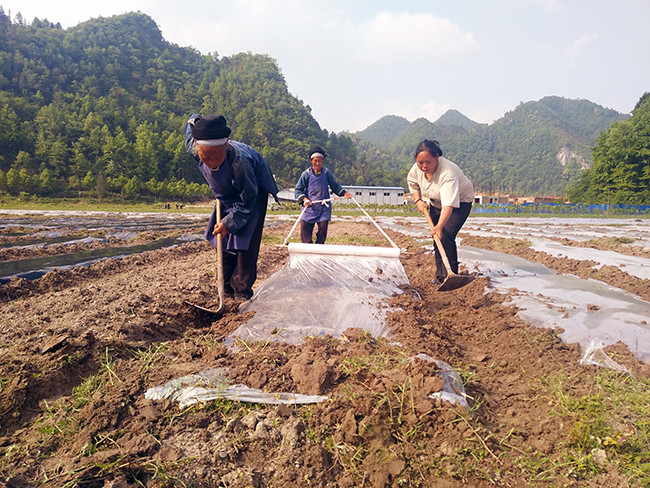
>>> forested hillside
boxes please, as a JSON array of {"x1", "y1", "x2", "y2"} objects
[
  {"x1": 0, "y1": 10, "x2": 357, "y2": 200},
  {"x1": 568, "y1": 92, "x2": 650, "y2": 204},
  {"x1": 354, "y1": 97, "x2": 630, "y2": 196}
]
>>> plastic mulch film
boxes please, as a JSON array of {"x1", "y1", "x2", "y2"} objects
[
  {"x1": 144, "y1": 359, "x2": 470, "y2": 408},
  {"x1": 415, "y1": 354, "x2": 470, "y2": 408},
  {"x1": 144, "y1": 368, "x2": 328, "y2": 408},
  {"x1": 579, "y1": 339, "x2": 631, "y2": 374},
  {"x1": 228, "y1": 243, "x2": 410, "y2": 346}
]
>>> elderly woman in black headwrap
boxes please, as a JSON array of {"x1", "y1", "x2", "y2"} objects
[{"x1": 184, "y1": 113, "x2": 278, "y2": 301}]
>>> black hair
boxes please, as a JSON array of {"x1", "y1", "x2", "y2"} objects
[{"x1": 414, "y1": 140, "x2": 443, "y2": 158}]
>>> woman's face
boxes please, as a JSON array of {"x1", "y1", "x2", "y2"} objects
[
  {"x1": 311, "y1": 156, "x2": 324, "y2": 174},
  {"x1": 197, "y1": 143, "x2": 228, "y2": 170},
  {"x1": 415, "y1": 150, "x2": 438, "y2": 174}
]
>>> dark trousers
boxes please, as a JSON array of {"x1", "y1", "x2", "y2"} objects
[
  {"x1": 300, "y1": 220, "x2": 329, "y2": 244},
  {"x1": 222, "y1": 193, "x2": 268, "y2": 298},
  {"x1": 430, "y1": 202, "x2": 472, "y2": 279}
]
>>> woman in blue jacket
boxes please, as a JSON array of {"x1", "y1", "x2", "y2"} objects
[
  {"x1": 294, "y1": 145, "x2": 351, "y2": 244},
  {"x1": 185, "y1": 113, "x2": 278, "y2": 301}
]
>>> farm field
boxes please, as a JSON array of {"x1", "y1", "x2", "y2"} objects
[{"x1": 1, "y1": 209, "x2": 649, "y2": 487}]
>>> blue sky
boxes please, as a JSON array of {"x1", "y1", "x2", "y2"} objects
[{"x1": 4, "y1": 0, "x2": 649, "y2": 133}]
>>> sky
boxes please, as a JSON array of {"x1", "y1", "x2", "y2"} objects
[{"x1": 4, "y1": 0, "x2": 649, "y2": 133}]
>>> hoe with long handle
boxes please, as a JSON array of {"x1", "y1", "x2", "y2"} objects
[
  {"x1": 185, "y1": 199, "x2": 225, "y2": 315},
  {"x1": 422, "y1": 206, "x2": 475, "y2": 292}
]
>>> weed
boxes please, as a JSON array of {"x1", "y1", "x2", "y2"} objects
[
  {"x1": 191, "y1": 331, "x2": 224, "y2": 350},
  {"x1": 329, "y1": 439, "x2": 367, "y2": 477},
  {"x1": 129, "y1": 342, "x2": 171, "y2": 373},
  {"x1": 101, "y1": 347, "x2": 121, "y2": 385},
  {"x1": 233, "y1": 330, "x2": 285, "y2": 354},
  {"x1": 71, "y1": 374, "x2": 102, "y2": 410},
  {"x1": 199, "y1": 397, "x2": 263, "y2": 419}
]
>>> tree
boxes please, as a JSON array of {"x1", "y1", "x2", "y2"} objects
[
  {"x1": 19, "y1": 168, "x2": 37, "y2": 194},
  {"x1": 94, "y1": 172, "x2": 108, "y2": 198},
  {"x1": 82, "y1": 171, "x2": 95, "y2": 189},
  {"x1": 13, "y1": 151, "x2": 31, "y2": 170},
  {"x1": 133, "y1": 122, "x2": 161, "y2": 181},
  {"x1": 6, "y1": 168, "x2": 22, "y2": 194},
  {"x1": 123, "y1": 175, "x2": 141, "y2": 197},
  {"x1": 570, "y1": 92, "x2": 650, "y2": 204},
  {"x1": 67, "y1": 174, "x2": 82, "y2": 192},
  {"x1": 39, "y1": 167, "x2": 56, "y2": 195}
]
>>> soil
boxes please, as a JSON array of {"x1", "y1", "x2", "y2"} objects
[{"x1": 0, "y1": 215, "x2": 649, "y2": 488}]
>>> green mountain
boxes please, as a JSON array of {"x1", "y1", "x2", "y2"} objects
[
  {"x1": 355, "y1": 97, "x2": 629, "y2": 196},
  {"x1": 435, "y1": 109, "x2": 484, "y2": 130},
  {"x1": 355, "y1": 115, "x2": 411, "y2": 148},
  {"x1": 0, "y1": 10, "x2": 356, "y2": 199}
]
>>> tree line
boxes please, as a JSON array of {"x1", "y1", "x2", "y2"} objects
[{"x1": 0, "y1": 8, "x2": 647, "y2": 204}]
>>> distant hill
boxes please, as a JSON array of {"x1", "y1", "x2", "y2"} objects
[
  {"x1": 355, "y1": 115, "x2": 411, "y2": 148},
  {"x1": 434, "y1": 109, "x2": 485, "y2": 130},
  {"x1": 354, "y1": 96, "x2": 629, "y2": 195}
]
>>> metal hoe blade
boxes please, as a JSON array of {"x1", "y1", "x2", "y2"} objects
[
  {"x1": 436, "y1": 269, "x2": 475, "y2": 292},
  {"x1": 184, "y1": 299, "x2": 224, "y2": 316}
]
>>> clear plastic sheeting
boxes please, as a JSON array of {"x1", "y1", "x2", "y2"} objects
[
  {"x1": 580, "y1": 339, "x2": 631, "y2": 374},
  {"x1": 380, "y1": 216, "x2": 650, "y2": 367},
  {"x1": 415, "y1": 354, "x2": 470, "y2": 408},
  {"x1": 459, "y1": 246, "x2": 650, "y2": 364},
  {"x1": 144, "y1": 368, "x2": 328, "y2": 408},
  {"x1": 229, "y1": 244, "x2": 409, "y2": 346},
  {"x1": 144, "y1": 360, "x2": 470, "y2": 408}
]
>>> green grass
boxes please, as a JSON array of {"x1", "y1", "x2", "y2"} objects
[
  {"x1": 527, "y1": 371, "x2": 650, "y2": 483},
  {"x1": 129, "y1": 343, "x2": 172, "y2": 373},
  {"x1": 0, "y1": 197, "x2": 214, "y2": 215},
  {"x1": 6, "y1": 330, "x2": 648, "y2": 487}
]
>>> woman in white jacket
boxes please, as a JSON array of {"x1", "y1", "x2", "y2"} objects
[{"x1": 408, "y1": 140, "x2": 475, "y2": 284}]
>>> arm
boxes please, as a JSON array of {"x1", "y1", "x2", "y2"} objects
[
  {"x1": 413, "y1": 192, "x2": 428, "y2": 214},
  {"x1": 407, "y1": 164, "x2": 429, "y2": 213},
  {"x1": 184, "y1": 114, "x2": 200, "y2": 160}
]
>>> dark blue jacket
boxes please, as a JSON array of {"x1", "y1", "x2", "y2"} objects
[{"x1": 185, "y1": 116, "x2": 278, "y2": 235}]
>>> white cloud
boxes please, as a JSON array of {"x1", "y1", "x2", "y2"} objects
[
  {"x1": 563, "y1": 32, "x2": 599, "y2": 64},
  {"x1": 351, "y1": 11, "x2": 479, "y2": 67}
]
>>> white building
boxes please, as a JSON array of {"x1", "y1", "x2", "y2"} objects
[
  {"x1": 343, "y1": 186, "x2": 405, "y2": 205},
  {"x1": 277, "y1": 186, "x2": 406, "y2": 205},
  {"x1": 474, "y1": 194, "x2": 510, "y2": 204}
]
